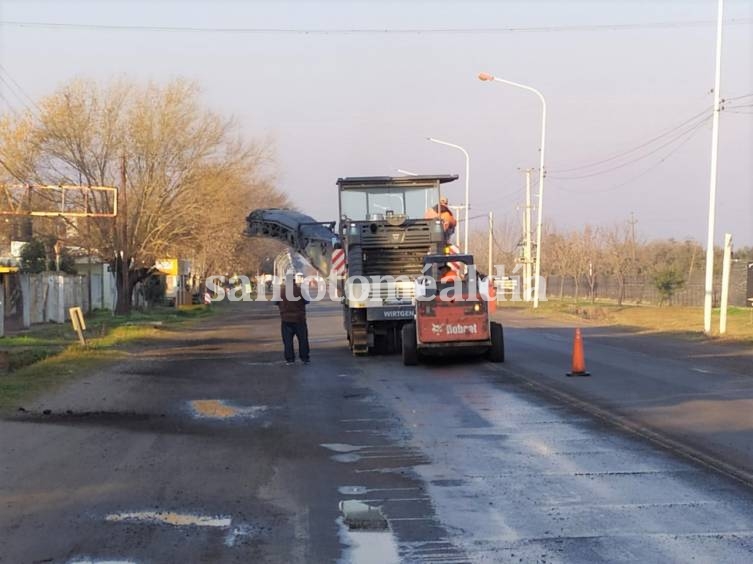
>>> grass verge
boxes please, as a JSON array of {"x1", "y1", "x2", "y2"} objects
[
  {"x1": 0, "y1": 305, "x2": 214, "y2": 412},
  {"x1": 498, "y1": 299, "x2": 753, "y2": 343}
]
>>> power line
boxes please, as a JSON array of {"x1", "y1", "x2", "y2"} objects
[
  {"x1": 0, "y1": 65, "x2": 42, "y2": 120},
  {"x1": 0, "y1": 18, "x2": 750, "y2": 35},
  {"x1": 724, "y1": 92, "x2": 753, "y2": 102},
  {"x1": 549, "y1": 106, "x2": 712, "y2": 175},
  {"x1": 548, "y1": 92, "x2": 751, "y2": 177},
  {"x1": 549, "y1": 114, "x2": 711, "y2": 181},
  {"x1": 0, "y1": 73, "x2": 28, "y2": 111},
  {"x1": 0, "y1": 90, "x2": 21, "y2": 118},
  {"x1": 554, "y1": 120, "x2": 709, "y2": 195},
  {"x1": 0, "y1": 64, "x2": 41, "y2": 114}
]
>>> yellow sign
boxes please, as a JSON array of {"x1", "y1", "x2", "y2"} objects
[
  {"x1": 0, "y1": 266, "x2": 19, "y2": 273},
  {"x1": 155, "y1": 258, "x2": 178, "y2": 276}
]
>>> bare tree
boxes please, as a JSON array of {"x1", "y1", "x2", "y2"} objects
[
  {"x1": 603, "y1": 223, "x2": 633, "y2": 305},
  {"x1": 1, "y1": 77, "x2": 284, "y2": 312}
]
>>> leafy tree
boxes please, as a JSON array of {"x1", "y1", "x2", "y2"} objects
[
  {"x1": 19, "y1": 238, "x2": 47, "y2": 273},
  {"x1": 18, "y1": 238, "x2": 77, "y2": 274}
]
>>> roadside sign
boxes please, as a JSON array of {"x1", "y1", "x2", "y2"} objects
[
  {"x1": 69, "y1": 307, "x2": 87, "y2": 345},
  {"x1": 155, "y1": 258, "x2": 178, "y2": 275},
  {"x1": 747, "y1": 262, "x2": 753, "y2": 307}
]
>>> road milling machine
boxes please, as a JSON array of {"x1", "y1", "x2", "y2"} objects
[{"x1": 246, "y1": 175, "x2": 458, "y2": 355}]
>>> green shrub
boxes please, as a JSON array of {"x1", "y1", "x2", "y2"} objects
[{"x1": 653, "y1": 268, "x2": 685, "y2": 306}]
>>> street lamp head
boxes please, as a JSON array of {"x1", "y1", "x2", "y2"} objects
[{"x1": 478, "y1": 72, "x2": 495, "y2": 82}]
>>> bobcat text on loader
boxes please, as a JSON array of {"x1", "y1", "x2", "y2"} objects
[{"x1": 401, "y1": 253, "x2": 505, "y2": 365}]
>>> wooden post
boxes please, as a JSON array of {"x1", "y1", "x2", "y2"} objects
[
  {"x1": 0, "y1": 279, "x2": 5, "y2": 338},
  {"x1": 69, "y1": 306, "x2": 87, "y2": 345}
]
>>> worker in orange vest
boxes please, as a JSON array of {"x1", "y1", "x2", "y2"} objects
[
  {"x1": 425, "y1": 196, "x2": 457, "y2": 243},
  {"x1": 439, "y1": 265, "x2": 461, "y2": 283}
]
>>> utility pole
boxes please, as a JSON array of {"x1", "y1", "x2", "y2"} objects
[
  {"x1": 719, "y1": 233, "x2": 733, "y2": 334},
  {"x1": 119, "y1": 153, "x2": 129, "y2": 314},
  {"x1": 628, "y1": 211, "x2": 638, "y2": 261},
  {"x1": 488, "y1": 211, "x2": 494, "y2": 276},
  {"x1": 704, "y1": 0, "x2": 725, "y2": 335},
  {"x1": 450, "y1": 205, "x2": 464, "y2": 249},
  {"x1": 524, "y1": 169, "x2": 533, "y2": 301}
]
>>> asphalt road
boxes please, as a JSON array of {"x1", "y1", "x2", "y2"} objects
[
  {"x1": 1, "y1": 300, "x2": 753, "y2": 563},
  {"x1": 495, "y1": 307, "x2": 753, "y2": 481}
]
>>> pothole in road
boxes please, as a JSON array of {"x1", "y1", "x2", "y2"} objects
[
  {"x1": 337, "y1": 501, "x2": 398, "y2": 564},
  {"x1": 339, "y1": 486, "x2": 369, "y2": 495},
  {"x1": 12, "y1": 409, "x2": 154, "y2": 423},
  {"x1": 321, "y1": 443, "x2": 364, "y2": 453},
  {"x1": 106, "y1": 511, "x2": 232, "y2": 528},
  {"x1": 68, "y1": 559, "x2": 138, "y2": 564},
  {"x1": 332, "y1": 453, "x2": 362, "y2": 463},
  {"x1": 188, "y1": 400, "x2": 267, "y2": 420},
  {"x1": 321, "y1": 444, "x2": 365, "y2": 463},
  {"x1": 430, "y1": 479, "x2": 465, "y2": 487},
  {"x1": 104, "y1": 510, "x2": 262, "y2": 547}
]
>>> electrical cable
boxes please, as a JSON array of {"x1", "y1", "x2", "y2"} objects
[
  {"x1": 548, "y1": 114, "x2": 711, "y2": 181},
  {"x1": 549, "y1": 106, "x2": 712, "y2": 174},
  {"x1": 554, "y1": 119, "x2": 710, "y2": 195},
  {"x1": 0, "y1": 18, "x2": 750, "y2": 34},
  {"x1": 0, "y1": 64, "x2": 40, "y2": 113}
]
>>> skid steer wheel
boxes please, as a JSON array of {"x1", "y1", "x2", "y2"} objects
[
  {"x1": 487, "y1": 322, "x2": 505, "y2": 363},
  {"x1": 401, "y1": 322, "x2": 419, "y2": 366}
]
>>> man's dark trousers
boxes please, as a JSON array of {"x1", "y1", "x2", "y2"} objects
[{"x1": 281, "y1": 321, "x2": 310, "y2": 363}]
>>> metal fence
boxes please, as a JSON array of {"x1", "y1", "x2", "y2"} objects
[{"x1": 545, "y1": 262, "x2": 749, "y2": 307}]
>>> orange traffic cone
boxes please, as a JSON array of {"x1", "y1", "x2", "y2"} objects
[{"x1": 566, "y1": 328, "x2": 590, "y2": 377}]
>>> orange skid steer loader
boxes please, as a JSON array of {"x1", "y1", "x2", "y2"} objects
[{"x1": 401, "y1": 253, "x2": 504, "y2": 365}]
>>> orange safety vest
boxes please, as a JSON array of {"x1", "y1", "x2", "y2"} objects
[{"x1": 440, "y1": 270, "x2": 461, "y2": 283}]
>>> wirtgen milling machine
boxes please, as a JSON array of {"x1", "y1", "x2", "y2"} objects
[{"x1": 246, "y1": 174, "x2": 457, "y2": 355}]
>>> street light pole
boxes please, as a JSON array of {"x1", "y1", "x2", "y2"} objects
[
  {"x1": 523, "y1": 168, "x2": 533, "y2": 301},
  {"x1": 488, "y1": 211, "x2": 494, "y2": 276},
  {"x1": 427, "y1": 137, "x2": 471, "y2": 253},
  {"x1": 478, "y1": 72, "x2": 547, "y2": 308},
  {"x1": 703, "y1": 0, "x2": 725, "y2": 335},
  {"x1": 450, "y1": 205, "x2": 465, "y2": 250}
]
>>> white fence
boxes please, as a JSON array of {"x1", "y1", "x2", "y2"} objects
[
  {"x1": 19, "y1": 271, "x2": 116, "y2": 326},
  {"x1": 23, "y1": 273, "x2": 86, "y2": 324},
  {"x1": 0, "y1": 270, "x2": 118, "y2": 336}
]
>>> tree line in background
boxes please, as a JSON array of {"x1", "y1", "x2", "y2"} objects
[
  {"x1": 467, "y1": 220, "x2": 753, "y2": 306},
  {"x1": 0, "y1": 78, "x2": 288, "y2": 312}
]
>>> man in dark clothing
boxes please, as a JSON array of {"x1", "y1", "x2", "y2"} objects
[{"x1": 275, "y1": 278, "x2": 310, "y2": 365}]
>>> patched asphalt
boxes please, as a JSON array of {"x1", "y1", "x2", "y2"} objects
[{"x1": 2, "y1": 300, "x2": 753, "y2": 563}]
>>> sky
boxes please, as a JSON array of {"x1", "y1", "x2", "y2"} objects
[{"x1": 0, "y1": 0, "x2": 751, "y2": 246}]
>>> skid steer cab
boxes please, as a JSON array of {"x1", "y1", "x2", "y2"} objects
[{"x1": 401, "y1": 253, "x2": 504, "y2": 366}]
